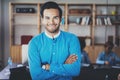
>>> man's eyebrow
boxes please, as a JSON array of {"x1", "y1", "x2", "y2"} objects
[
  {"x1": 44, "y1": 16, "x2": 50, "y2": 18},
  {"x1": 54, "y1": 16, "x2": 59, "y2": 18}
]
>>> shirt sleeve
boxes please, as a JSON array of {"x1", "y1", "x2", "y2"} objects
[
  {"x1": 49, "y1": 35, "x2": 81, "y2": 76},
  {"x1": 84, "y1": 52, "x2": 91, "y2": 64},
  {"x1": 114, "y1": 53, "x2": 120, "y2": 63},
  {"x1": 28, "y1": 38, "x2": 58, "y2": 80},
  {"x1": 96, "y1": 53, "x2": 104, "y2": 64}
]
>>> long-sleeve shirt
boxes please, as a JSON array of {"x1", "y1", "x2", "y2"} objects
[
  {"x1": 96, "y1": 51, "x2": 120, "y2": 65},
  {"x1": 28, "y1": 31, "x2": 81, "y2": 80},
  {"x1": 81, "y1": 50, "x2": 91, "y2": 64}
]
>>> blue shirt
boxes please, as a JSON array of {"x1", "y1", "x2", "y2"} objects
[
  {"x1": 28, "y1": 31, "x2": 81, "y2": 80},
  {"x1": 96, "y1": 51, "x2": 120, "y2": 65},
  {"x1": 81, "y1": 50, "x2": 91, "y2": 64}
]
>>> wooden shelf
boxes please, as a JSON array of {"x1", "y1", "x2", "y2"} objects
[
  {"x1": 11, "y1": 2, "x2": 38, "y2": 5},
  {"x1": 13, "y1": 13, "x2": 38, "y2": 16},
  {"x1": 68, "y1": 14, "x2": 92, "y2": 16},
  {"x1": 9, "y1": 3, "x2": 120, "y2": 43},
  {"x1": 95, "y1": 25, "x2": 116, "y2": 26},
  {"x1": 96, "y1": 4, "x2": 120, "y2": 6},
  {"x1": 9, "y1": 2, "x2": 120, "y2": 63},
  {"x1": 68, "y1": 23, "x2": 91, "y2": 26},
  {"x1": 13, "y1": 24, "x2": 38, "y2": 26},
  {"x1": 96, "y1": 14, "x2": 120, "y2": 16}
]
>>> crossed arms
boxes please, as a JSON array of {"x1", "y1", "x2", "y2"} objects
[
  {"x1": 28, "y1": 35, "x2": 81, "y2": 80},
  {"x1": 43, "y1": 54, "x2": 78, "y2": 70}
]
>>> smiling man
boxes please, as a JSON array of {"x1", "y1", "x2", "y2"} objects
[{"x1": 28, "y1": 1, "x2": 81, "y2": 80}]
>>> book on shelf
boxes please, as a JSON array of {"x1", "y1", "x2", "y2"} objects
[
  {"x1": 80, "y1": 16, "x2": 90, "y2": 25},
  {"x1": 96, "y1": 17, "x2": 112, "y2": 25},
  {"x1": 104, "y1": 18, "x2": 108, "y2": 25},
  {"x1": 107, "y1": 17, "x2": 112, "y2": 25},
  {"x1": 96, "y1": 18, "x2": 102, "y2": 25},
  {"x1": 85, "y1": 16, "x2": 90, "y2": 25},
  {"x1": 21, "y1": 35, "x2": 33, "y2": 44},
  {"x1": 81, "y1": 17, "x2": 86, "y2": 25}
]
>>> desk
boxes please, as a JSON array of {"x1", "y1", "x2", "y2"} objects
[
  {"x1": 0, "y1": 64, "x2": 17, "y2": 80},
  {"x1": 0, "y1": 64, "x2": 120, "y2": 80},
  {"x1": 73, "y1": 65, "x2": 120, "y2": 80}
]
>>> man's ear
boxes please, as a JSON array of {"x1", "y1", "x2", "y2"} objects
[{"x1": 41, "y1": 17, "x2": 43, "y2": 23}]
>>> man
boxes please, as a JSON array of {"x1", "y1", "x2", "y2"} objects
[
  {"x1": 96, "y1": 41, "x2": 120, "y2": 65},
  {"x1": 118, "y1": 73, "x2": 120, "y2": 80},
  {"x1": 80, "y1": 39, "x2": 91, "y2": 64},
  {"x1": 28, "y1": 1, "x2": 81, "y2": 80}
]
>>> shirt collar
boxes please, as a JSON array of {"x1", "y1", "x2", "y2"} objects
[{"x1": 45, "y1": 30, "x2": 61, "y2": 39}]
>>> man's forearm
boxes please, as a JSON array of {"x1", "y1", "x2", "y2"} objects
[
  {"x1": 42, "y1": 54, "x2": 78, "y2": 71},
  {"x1": 65, "y1": 54, "x2": 78, "y2": 64},
  {"x1": 42, "y1": 64, "x2": 50, "y2": 70}
]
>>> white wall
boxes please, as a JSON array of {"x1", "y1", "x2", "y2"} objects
[
  {"x1": 0, "y1": 0, "x2": 1, "y2": 58},
  {"x1": 0, "y1": 0, "x2": 4, "y2": 64},
  {"x1": 8, "y1": 0, "x2": 120, "y2": 4},
  {"x1": 2, "y1": 0, "x2": 10, "y2": 66},
  {"x1": 0, "y1": 0, "x2": 1, "y2": 49},
  {"x1": 2, "y1": 0, "x2": 120, "y2": 66}
]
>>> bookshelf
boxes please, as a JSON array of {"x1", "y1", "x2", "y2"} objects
[
  {"x1": 94, "y1": 4, "x2": 120, "y2": 46},
  {"x1": 9, "y1": 2, "x2": 120, "y2": 63},
  {"x1": 67, "y1": 4, "x2": 93, "y2": 46},
  {"x1": 9, "y1": 2, "x2": 40, "y2": 63}
]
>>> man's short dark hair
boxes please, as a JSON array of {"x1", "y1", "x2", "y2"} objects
[
  {"x1": 104, "y1": 41, "x2": 114, "y2": 48},
  {"x1": 40, "y1": 1, "x2": 62, "y2": 18}
]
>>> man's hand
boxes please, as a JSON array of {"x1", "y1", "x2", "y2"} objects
[
  {"x1": 42, "y1": 64, "x2": 50, "y2": 70},
  {"x1": 42, "y1": 54, "x2": 78, "y2": 71},
  {"x1": 65, "y1": 54, "x2": 78, "y2": 64},
  {"x1": 105, "y1": 61, "x2": 109, "y2": 65},
  {"x1": 45, "y1": 64, "x2": 50, "y2": 70}
]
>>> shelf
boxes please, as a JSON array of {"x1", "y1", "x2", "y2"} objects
[
  {"x1": 68, "y1": 4, "x2": 93, "y2": 6},
  {"x1": 13, "y1": 24, "x2": 38, "y2": 26},
  {"x1": 94, "y1": 43, "x2": 104, "y2": 45},
  {"x1": 113, "y1": 22, "x2": 120, "y2": 25},
  {"x1": 13, "y1": 13, "x2": 38, "y2": 16},
  {"x1": 95, "y1": 25, "x2": 116, "y2": 27},
  {"x1": 96, "y1": 14, "x2": 117, "y2": 16},
  {"x1": 68, "y1": 14, "x2": 91, "y2": 16},
  {"x1": 9, "y1": 3, "x2": 120, "y2": 46},
  {"x1": 68, "y1": 23, "x2": 91, "y2": 26},
  {"x1": 9, "y1": 2, "x2": 120, "y2": 63},
  {"x1": 96, "y1": 4, "x2": 120, "y2": 6},
  {"x1": 11, "y1": 2, "x2": 38, "y2": 5}
]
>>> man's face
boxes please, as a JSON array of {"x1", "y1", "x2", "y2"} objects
[
  {"x1": 42, "y1": 9, "x2": 61, "y2": 33},
  {"x1": 105, "y1": 46, "x2": 112, "y2": 54},
  {"x1": 118, "y1": 74, "x2": 120, "y2": 80}
]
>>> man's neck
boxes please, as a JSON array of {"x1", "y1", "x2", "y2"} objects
[{"x1": 45, "y1": 30, "x2": 60, "y2": 39}]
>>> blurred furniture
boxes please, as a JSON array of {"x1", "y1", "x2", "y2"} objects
[{"x1": 73, "y1": 64, "x2": 120, "y2": 80}]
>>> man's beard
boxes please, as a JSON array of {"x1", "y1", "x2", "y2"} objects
[{"x1": 45, "y1": 25, "x2": 60, "y2": 33}]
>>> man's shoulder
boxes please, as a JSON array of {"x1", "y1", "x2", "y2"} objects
[
  {"x1": 30, "y1": 32, "x2": 44, "y2": 42},
  {"x1": 61, "y1": 31, "x2": 77, "y2": 37},
  {"x1": 110, "y1": 52, "x2": 117, "y2": 55},
  {"x1": 99, "y1": 51, "x2": 105, "y2": 56}
]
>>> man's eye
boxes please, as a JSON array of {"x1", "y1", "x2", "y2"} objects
[
  {"x1": 45, "y1": 17, "x2": 49, "y2": 20},
  {"x1": 54, "y1": 17, "x2": 59, "y2": 19}
]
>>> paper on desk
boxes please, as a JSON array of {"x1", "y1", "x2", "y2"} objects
[{"x1": 112, "y1": 66, "x2": 120, "y2": 69}]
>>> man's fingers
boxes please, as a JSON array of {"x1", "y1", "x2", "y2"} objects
[
  {"x1": 70, "y1": 55, "x2": 78, "y2": 60},
  {"x1": 69, "y1": 54, "x2": 77, "y2": 58},
  {"x1": 68, "y1": 55, "x2": 78, "y2": 62},
  {"x1": 68, "y1": 55, "x2": 75, "y2": 58},
  {"x1": 68, "y1": 55, "x2": 78, "y2": 63},
  {"x1": 65, "y1": 54, "x2": 78, "y2": 64},
  {"x1": 69, "y1": 58, "x2": 77, "y2": 64}
]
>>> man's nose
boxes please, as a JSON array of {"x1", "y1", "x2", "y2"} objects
[{"x1": 49, "y1": 19, "x2": 54, "y2": 24}]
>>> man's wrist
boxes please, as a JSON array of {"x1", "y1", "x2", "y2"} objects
[
  {"x1": 42, "y1": 65, "x2": 46, "y2": 69},
  {"x1": 42, "y1": 64, "x2": 50, "y2": 70},
  {"x1": 45, "y1": 64, "x2": 50, "y2": 70}
]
